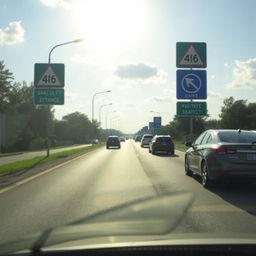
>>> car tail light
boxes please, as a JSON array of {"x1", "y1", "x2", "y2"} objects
[{"x1": 212, "y1": 146, "x2": 236, "y2": 155}]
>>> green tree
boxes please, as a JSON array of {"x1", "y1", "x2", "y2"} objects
[
  {"x1": 218, "y1": 97, "x2": 255, "y2": 129},
  {"x1": 0, "y1": 60, "x2": 14, "y2": 112}
]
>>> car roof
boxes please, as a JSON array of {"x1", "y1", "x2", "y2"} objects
[
  {"x1": 204, "y1": 129, "x2": 255, "y2": 136},
  {"x1": 142, "y1": 134, "x2": 153, "y2": 137},
  {"x1": 154, "y1": 135, "x2": 171, "y2": 137},
  {"x1": 108, "y1": 136, "x2": 119, "y2": 138}
]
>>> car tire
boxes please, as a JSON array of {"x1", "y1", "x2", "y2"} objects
[
  {"x1": 149, "y1": 148, "x2": 151, "y2": 153},
  {"x1": 106, "y1": 146, "x2": 109, "y2": 149},
  {"x1": 152, "y1": 149, "x2": 156, "y2": 155},
  {"x1": 185, "y1": 157, "x2": 193, "y2": 176},
  {"x1": 171, "y1": 150, "x2": 175, "y2": 155},
  {"x1": 201, "y1": 161, "x2": 213, "y2": 188}
]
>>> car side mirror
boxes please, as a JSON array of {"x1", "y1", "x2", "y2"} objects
[{"x1": 185, "y1": 141, "x2": 193, "y2": 147}]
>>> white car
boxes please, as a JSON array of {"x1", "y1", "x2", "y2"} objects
[{"x1": 141, "y1": 134, "x2": 154, "y2": 147}]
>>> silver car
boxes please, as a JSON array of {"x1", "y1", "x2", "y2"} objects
[
  {"x1": 141, "y1": 134, "x2": 154, "y2": 147},
  {"x1": 185, "y1": 129, "x2": 256, "y2": 188}
]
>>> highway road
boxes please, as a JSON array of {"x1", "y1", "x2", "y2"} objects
[
  {"x1": 0, "y1": 144, "x2": 90, "y2": 165},
  {"x1": 0, "y1": 140, "x2": 256, "y2": 244}
]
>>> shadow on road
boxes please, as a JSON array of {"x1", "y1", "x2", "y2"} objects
[
  {"x1": 192, "y1": 174, "x2": 256, "y2": 216},
  {"x1": 153, "y1": 153, "x2": 179, "y2": 158}
]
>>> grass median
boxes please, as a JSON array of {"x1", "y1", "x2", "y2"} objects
[
  {"x1": 0, "y1": 143, "x2": 104, "y2": 177},
  {"x1": 174, "y1": 140, "x2": 189, "y2": 152}
]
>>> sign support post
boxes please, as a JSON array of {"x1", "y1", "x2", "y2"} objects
[{"x1": 176, "y1": 42, "x2": 207, "y2": 143}]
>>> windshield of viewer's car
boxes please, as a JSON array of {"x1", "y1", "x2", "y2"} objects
[{"x1": 1, "y1": 0, "x2": 256, "y2": 251}]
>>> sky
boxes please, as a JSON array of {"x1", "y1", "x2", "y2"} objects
[{"x1": 1, "y1": 0, "x2": 256, "y2": 133}]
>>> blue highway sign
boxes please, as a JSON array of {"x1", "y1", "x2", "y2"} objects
[
  {"x1": 176, "y1": 70, "x2": 207, "y2": 99},
  {"x1": 153, "y1": 116, "x2": 161, "y2": 129}
]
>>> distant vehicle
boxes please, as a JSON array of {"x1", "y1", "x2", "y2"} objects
[
  {"x1": 149, "y1": 135, "x2": 175, "y2": 155},
  {"x1": 126, "y1": 137, "x2": 129, "y2": 140},
  {"x1": 185, "y1": 129, "x2": 256, "y2": 188},
  {"x1": 106, "y1": 136, "x2": 121, "y2": 149},
  {"x1": 141, "y1": 134, "x2": 153, "y2": 147},
  {"x1": 119, "y1": 136, "x2": 125, "y2": 142},
  {"x1": 135, "y1": 135, "x2": 142, "y2": 142},
  {"x1": 91, "y1": 139, "x2": 99, "y2": 144}
]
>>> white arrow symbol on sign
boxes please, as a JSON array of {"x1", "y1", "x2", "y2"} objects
[
  {"x1": 181, "y1": 73, "x2": 201, "y2": 93},
  {"x1": 185, "y1": 78, "x2": 199, "y2": 90}
]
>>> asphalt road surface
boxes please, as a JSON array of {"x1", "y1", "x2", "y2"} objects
[
  {"x1": 0, "y1": 144, "x2": 90, "y2": 165},
  {"x1": 0, "y1": 140, "x2": 256, "y2": 244}
]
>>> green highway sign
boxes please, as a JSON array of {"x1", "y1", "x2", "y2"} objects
[
  {"x1": 177, "y1": 101, "x2": 207, "y2": 116},
  {"x1": 34, "y1": 63, "x2": 65, "y2": 87},
  {"x1": 176, "y1": 42, "x2": 207, "y2": 68},
  {"x1": 34, "y1": 88, "x2": 64, "y2": 105}
]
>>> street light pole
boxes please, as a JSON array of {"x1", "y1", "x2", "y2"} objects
[
  {"x1": 91, "y1": 90, "x2": 111, "y2": 122},
  {"x1": 48, "y1": 38, "x2": 84, "y2": 64},
  {"x1": 99, "y1": 103, "x2": 112, "y2": 125},
  {"x1": 105, "y1": 111, "x2": 116, "y2": 130},
  {"x1": 46, "y1": 38, "x2": 84, "y2": 157},
  {"x1": 110, "y1": 116, "x2": 120, "y2": 130}
]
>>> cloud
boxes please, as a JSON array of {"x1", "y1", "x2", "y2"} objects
[
  {"x1": 224, "y1": 62, "x2": 230, "y2": 68},
  {"x1": 163, "y1": 88, "x2": 175, "y2": 95},
  {"x1": 144, "y1": 96, "x2": 173, "y2": 104},
  {"x1": 227, "y1": 58, "x2": 256, "y2": 88},
  {"x1": 40, "y1": 0, "x2": 73, "y2": 8},
  {"x1": 0, "y1": 21, "x2": 25, "y2": 45},
  {"x1": 208, "y1": 90, "x2": 221, "y2": 98},
  {"x1": 114, "y1": 63, "x2": 167, "y2": 84},
  {"x1": 65, "y1": 92, "x2": 78, "y2": 99}
]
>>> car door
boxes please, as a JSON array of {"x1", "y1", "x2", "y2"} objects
[
  {"x1": 188, "y1": 132, "x2": 207, "y2": 172},
  {"x1": 193, "y1": 132, "x2": 212, "y2": 173}
]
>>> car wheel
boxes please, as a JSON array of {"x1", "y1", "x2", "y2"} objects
[
  {"x1": 106, "y1": 146, "x2": 109, "y2": 149},
  {"x1": 171, "y1": 150, "x2": 175, "y2": 155},
  {"x1": 152, "y1": 149, "x2": 156, "y2": 155},
  {"x1": 201, "y1": 161, "x2": 212, "y2": 188},
  {"x1": 149, "y1": 148, "x2": 151, "y2": 153},
  {"x1": 185, "y1": 157, "x2": 193, "y2": 176}
]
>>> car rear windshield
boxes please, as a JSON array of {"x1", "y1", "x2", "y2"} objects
[
  {"x1": 218, "y1": 131, "x2": 256, "y2": 143},
  {"x1": 156, "y1": 137, "x2": 172, "y2": 143},
  {"x1": 144, "y1": 136, "x2": 153, "y2": 139},
  {"x1": 109, "y1": 137, "x2": 118, "y2": 141}
]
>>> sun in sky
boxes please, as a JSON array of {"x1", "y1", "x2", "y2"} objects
[{"x1": 72, "y1": 0, "x2": 148, "y2": 51}]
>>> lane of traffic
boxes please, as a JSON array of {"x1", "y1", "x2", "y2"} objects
[{"x1": 132, "y1": 140, "x2": 256, "y2": 233}]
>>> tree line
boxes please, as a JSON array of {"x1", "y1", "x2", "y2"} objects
[{"x1": 0, "y1": 61, "x2": 122, "y2": 153}]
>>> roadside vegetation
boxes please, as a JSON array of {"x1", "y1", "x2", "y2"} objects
[
  {"x1": 0, "y1": 143, "x2": 104, "y2": 176},
  {"x1": 0, "y1": 61, "x2": 123, "y2": 154}
]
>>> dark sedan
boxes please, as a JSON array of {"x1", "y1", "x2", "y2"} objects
[
  {"x1": 149, "y1": 135, "x2": 175, "y2": 155},
  {"x1": 185, "y1": 129, "x2": 256, "y2": 188}
]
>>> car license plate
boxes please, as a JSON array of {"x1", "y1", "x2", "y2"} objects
[{"x1": 247, "y1": 153, "x2": 256, "y2": 160}]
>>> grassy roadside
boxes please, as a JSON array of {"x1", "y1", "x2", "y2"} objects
[
  {"x1": 0, "y1": 152, "x2": 23, "y2": 157},
  {"x1": 174, "y1": 140, "x2": 189, "y2": 152},
  {"x1": 0, "y1": 143, "x2": 104, "y2": 177}
]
